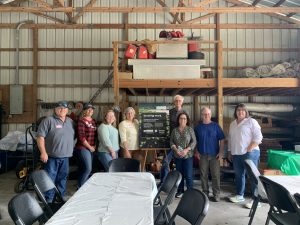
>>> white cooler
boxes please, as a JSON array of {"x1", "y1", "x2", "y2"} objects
[{"x1": 128, "y1": 59, "x2": 206, "y2": 80}]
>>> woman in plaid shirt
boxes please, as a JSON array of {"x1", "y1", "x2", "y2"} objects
[{"x1": 75, "y1": 103, "x2": 97, "y2": 188}]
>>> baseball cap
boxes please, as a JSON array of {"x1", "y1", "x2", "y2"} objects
[
  {"x1": 56, "y1": 101, "x2": 68, "y2": 108},
  {"x1": 83, "y1": 103, "x2": 95, "y2": 110}
]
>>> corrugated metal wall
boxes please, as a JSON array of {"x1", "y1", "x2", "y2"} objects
[{"x1": 0, "y1": 0, "x2": 299, "y2": 134}]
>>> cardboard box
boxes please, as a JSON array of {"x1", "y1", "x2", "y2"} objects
[
  {"x1": 156, "y1": 39, "x2": 188, "y2": 58},
  {"x1": 119, "y1": 72, "x2": 132, "y2": 79},
  {"x1": 259, "y1": 162, "x2": 285, "y2": 175},
  {"x1": 261, "y1": 169, "x2": 285, "y2": 175}
]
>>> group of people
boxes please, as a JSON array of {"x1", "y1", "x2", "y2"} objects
[
  {"x1": 36, "y1": 101, "x2": 140, "y2": 202},
  {"x1": 36, "y1": 96, "x2": 263, "y2": 209},
  {"x1": 161, "y1": 95, "x2": 262, "y2": 209}
]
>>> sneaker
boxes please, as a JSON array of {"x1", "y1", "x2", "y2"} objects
[
  {"x1": 213, "y1": 195, "x2": 220, "y2": 202},
  {"x1": 175, "y1": 191, "x2": 183, "y2": 198},
  {"x1": 245, "y1": 200, "x2": 262, "y2": 209},
  {"x1": 229, "y1": 195, "x2": 245, "y2": 203}
]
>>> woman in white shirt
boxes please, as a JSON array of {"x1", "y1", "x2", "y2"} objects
[
  {"x1": 119, "y1": 107, "x2": 143, "y2": 163},
  {"x1": 228, "y1": 103, "x2": 263, "y2": 207}
]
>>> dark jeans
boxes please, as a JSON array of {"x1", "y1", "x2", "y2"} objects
[
  {"x1": 97, "y1": 151, "x2": 119, "y2": 172},
  {"x1": 160, "y1": 150, "x2": 174, "y2": 183},
  {"x1": 175, "y1": 156, "x2": 194, "y2": 192},
  {"x1": 76, "y1": 149, "x2": 93, "y2": 188},
  {"x1": 232, "y1": 150, "x2": 260, "y2": 196},
  {"x1": 44, "y1": 157, "x2": 69, "y2": 202}
]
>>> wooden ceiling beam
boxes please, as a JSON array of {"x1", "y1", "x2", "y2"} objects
[
  {"x1": 183, "y1": 13, "x2": 216, "y2": 24},
  {"x1": 156, "y1": 0, "x2": 183, "y2": 24},
  {"x1": 72, "y1": 0, "x2": 97, "y2": 23},
  {"x1": 53, "y1": 0, "x2": 73, "y2": 23},
  {"x1": 1, "y1": 23, "x2": 299, "y2": 29},
  {"x1": 225, "y1": 0, "x2": 300, "y2": 25},
  {"x1": 2, "y1": 6, "x2": 300, "y2": 13},
  {"x1": 32, "y1": 12, "x2": 66, "y2": 24},
  {"x1": 31, "y1": 0, "x2": 52, "y2": 9}
]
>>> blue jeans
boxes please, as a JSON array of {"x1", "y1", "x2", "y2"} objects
[
  {"x1": 232, "y1": 150, "x2": 260, "y2": 196},
  {"x1": 44, "y1": 157, "x2": 69, "y2": 202},
  {"x1": 97, "y1": 151, "x2": 118, "y2": 172},
  {"x1": 160, "y1": 150, "x2": 174, "y2": 183},
  {"x1": 76, "y1": 149, "x2": 93, "y2": 188},
  {"x1": 175, "y1": 156, "x2": 194, "y2": 192}
]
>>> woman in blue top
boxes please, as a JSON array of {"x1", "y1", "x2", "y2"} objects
[{"x1": 97, "y1": 110, "x2": 120, "y2": 171}]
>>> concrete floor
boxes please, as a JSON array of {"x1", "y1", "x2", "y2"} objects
[{"x1": 0, "y1": 170, "x2": 275, "y2": 225}]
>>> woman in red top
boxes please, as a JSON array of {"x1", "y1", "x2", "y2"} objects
[{"x1": 75, "y1": 103, "x2": 97, "y2": 188}]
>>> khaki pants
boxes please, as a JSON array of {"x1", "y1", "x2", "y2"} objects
[{"x1": 199, "y1": 154, "x2": 221, "y2": 197}]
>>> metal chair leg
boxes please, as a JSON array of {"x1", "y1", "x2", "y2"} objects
[{"x1": 248, "y1": 199, "x2": 259, "y2": 225}]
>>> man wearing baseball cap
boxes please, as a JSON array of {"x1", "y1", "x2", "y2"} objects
[{"x1": 37, "y1": 101, "x2": 75, "y2": 202}]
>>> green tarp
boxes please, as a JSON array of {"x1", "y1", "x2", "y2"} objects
[{"x1": 267, "y1": 149, "x2": 300, "y2": 175}]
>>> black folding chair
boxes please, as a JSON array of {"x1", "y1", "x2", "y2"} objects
[
  {"x1": 244, "y1": 159, "x2": 268, "y2": 225},
  {"x1": 30, "y1": 170, "x2": 65, "y2": 218},
  {"x1": 108, "y1": 158, "x2": 140, "y2": 172},
  {"x1": 8, "y1": 192, "x2": 48, "y2": 225},
  {"x1": 294, "y1": 193, "x2": 300, "y2": 206},
  {"x1": 167, "y1": 188, "x2": 209, "y2": 225},
  {"x1": 153, "y1": 171, "x2": 182, "y2": 225},
  {"x1": 259, "y1": 176, "x2": 300, "y2": 225}
]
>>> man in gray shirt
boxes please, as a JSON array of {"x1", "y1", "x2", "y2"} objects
[{"x1": 37, "y1": 101, "x2": 74, "y2": 202}]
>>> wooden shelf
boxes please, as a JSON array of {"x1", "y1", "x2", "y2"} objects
[
  {"x1": 118, "y1": 78, "x2": 300, "y2": 96},
  {"x1": 113, "y1": 40, "x2": 300, "y2": 128}
]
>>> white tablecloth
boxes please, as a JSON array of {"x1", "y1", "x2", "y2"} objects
[
  {"x1": 266, "y1": 175, "x2": 300, "y2": 195},
  {"x1": 46, "y1": 172, "x2": 157, "y2": 225}
]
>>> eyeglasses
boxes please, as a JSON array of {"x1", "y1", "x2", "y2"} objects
[
  {"x1": 179, "y1": 117, "x2": 187, "y2": 120},
  {"x1": 237, "y1": 109, "x2": 246, "y2": 112}
]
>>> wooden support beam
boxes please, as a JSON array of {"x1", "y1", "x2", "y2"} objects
[
  {"x1": 32, "y1": 12, "x2": 66, "y2": 24},
  {"x1": 31, "y1": 0, "x2": 52, "y2": 9},
  {"x1": 32, "y1": 28, "x2": 38, "y2": 122},
  {"x1": 2, "y1": 6, "x2": 300, "y2": 14},
  {"x1": 1, "y1": 23, "x2": 300, "y2": 29},
  {"x1": 156, "y1": 0, "x2": 182, "y2": 24},
  {"x1": 72, "y1": 0, "x2": 97, "y2": 23},
  {"x1": 52, "y1": 0, "x2": 73, "y2": 23},
  {"x1": 145, "y1": 88, "x2": 149, "y2": 96},
  {"x1": 2, "y1": 47, "x2": 300, "y2": 52},
  {"x1": 38, "y1": 84, "x2": 112, "y2": 88},
  {"x1": 193, "y1": 0, "x2": 218, "y2": 7},
  {"x1": 225, "y1": 0, "x2": 300, "y2": 25},
  {"x1": 217, "y1": 41, "x2": 223, "y2": 128},
  {"x1": 194, "y1": 96, "x2": 200, "y2": 123},
  {"x1": 0, "y1": 66, "x2": 112, "y2": 70},
  {"x1": 113, "y1": 42, "x2": 119, "y2": 106},
  {"x1": 183, "y1": 13, "x2": 216, "y2": 24}
]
